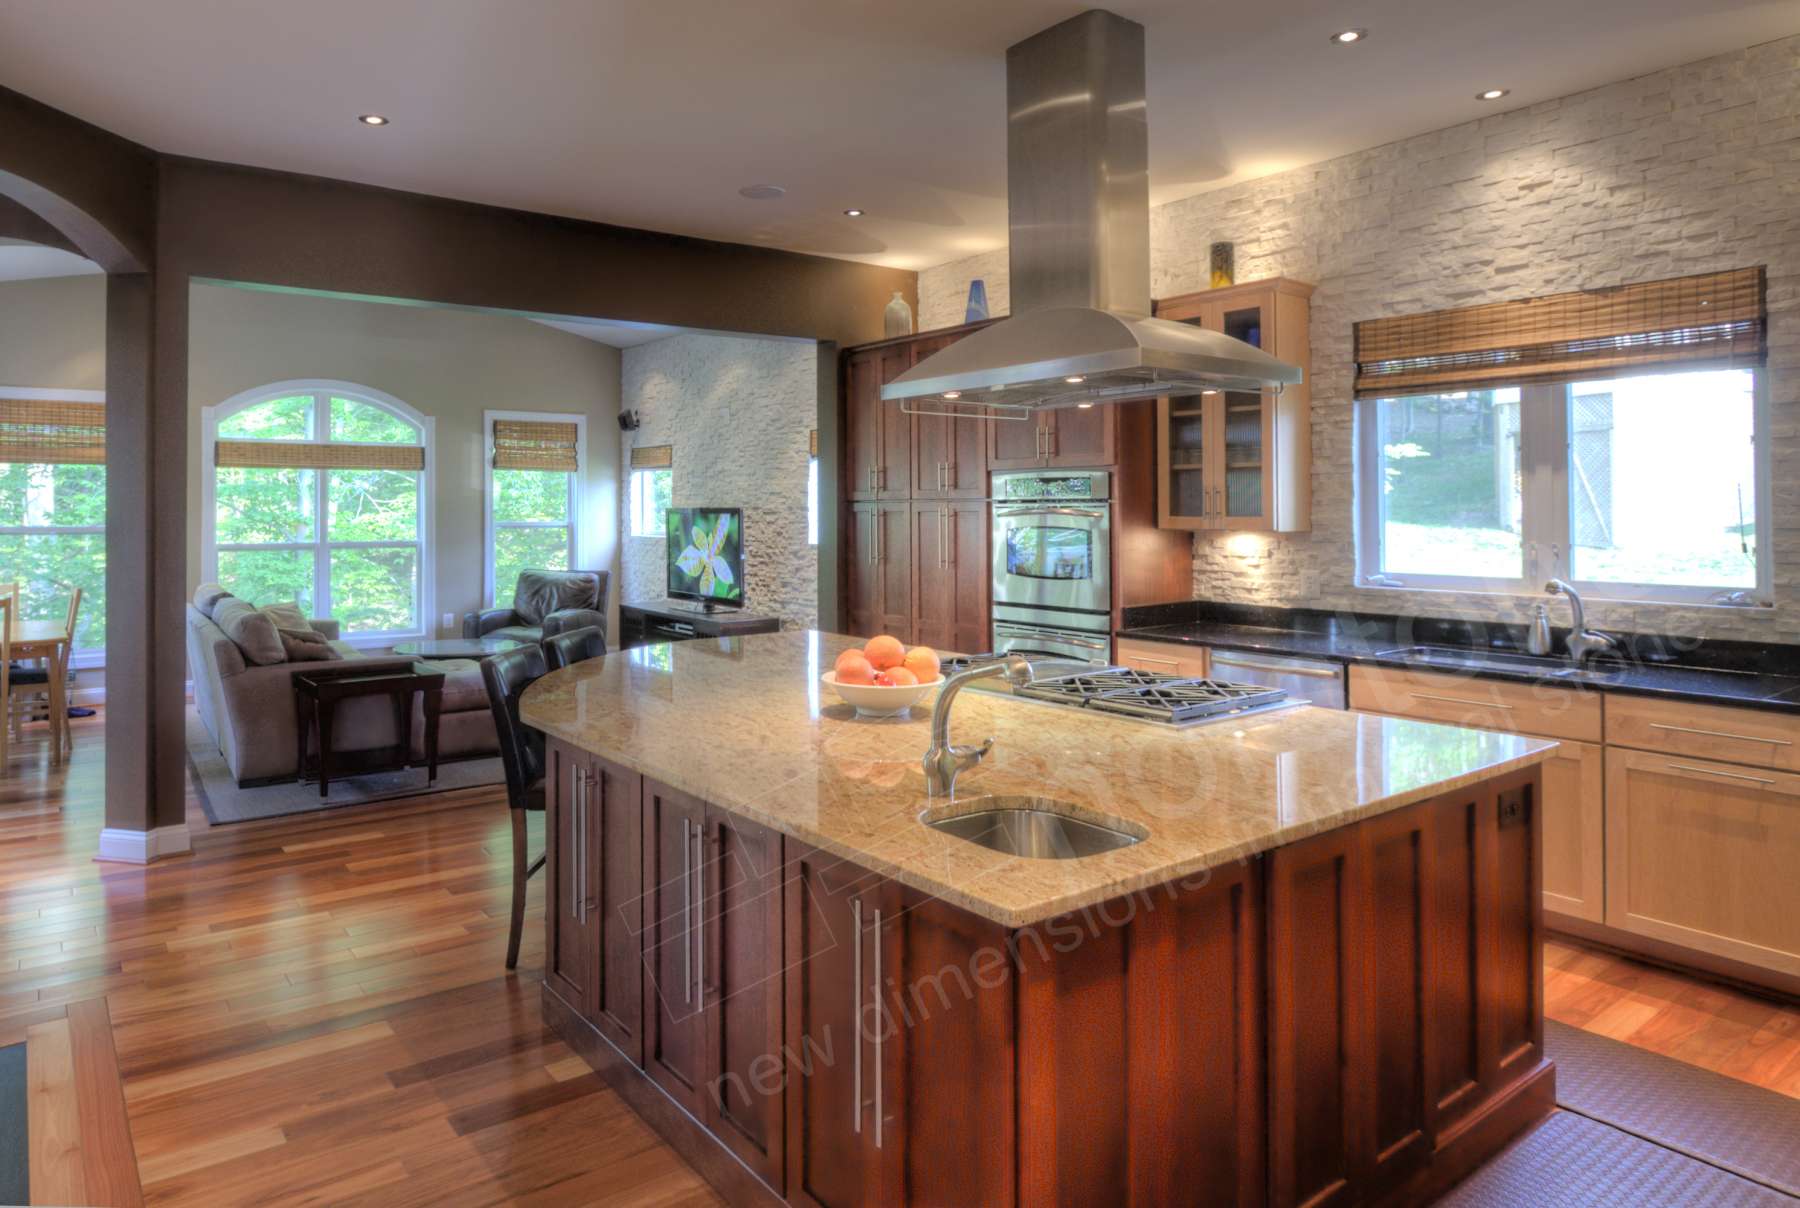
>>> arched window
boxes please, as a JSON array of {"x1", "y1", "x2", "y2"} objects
[{"x1": 202, "y1": 381, "x2": 433, "y2": 640}]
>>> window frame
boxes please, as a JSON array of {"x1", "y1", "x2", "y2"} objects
[
  {"x1": 1354, "y1": 369, "x2": 1773, "y2": 607},
  {"x1": 482, "y1": 408, "x2": 585, "y2": 609},
  {"x1": 0, "y1": 386, "x2": 107, "y2": 668},
  {"x1": 201, "y1": 379, "x2": 435, "y2": 645},
  {"x1": 626, "y1": 466, "x2": 672, "y2": 540}
]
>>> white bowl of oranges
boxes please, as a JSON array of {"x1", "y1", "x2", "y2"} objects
[{"x1": 821, "y1": 636, "x2": 942, "y2": 718}]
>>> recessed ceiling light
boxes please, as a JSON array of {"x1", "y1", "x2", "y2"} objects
[
  {"x1": 843, "y1": 208, "x2": 865, "y2": 218},
  {"x1": 1329, "y1": 29, "x2": 1367, "y2": 45},
  {"x1": 1077, "y1": 402, "x2": 1094, "y2": 409},
  {"x1": 1476, "y1": 88, "x2": 1510, "y2": 101},
  {"x1": 942, "y1": 391, "x2": 962, "y2": 400},
  {"x1": 357, "y1": 113, "x2": 389, "y2": 126},
  {"x1": 738, "y1": 184, "x2": 786, "y2": 200},
  {"x1": 1064, "y1": 375, "x2": 1086, "y2": 384}
]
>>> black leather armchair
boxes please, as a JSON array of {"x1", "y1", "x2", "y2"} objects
[{"x1": 464, "y1": 569, "x2": 609, "y2": 645}]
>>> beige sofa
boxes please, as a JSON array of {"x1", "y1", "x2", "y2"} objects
[{"x1": 187, "y1": 600, "x2": 499, "y2": 787}]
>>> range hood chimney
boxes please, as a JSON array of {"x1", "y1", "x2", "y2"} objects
[{"x1": 884, "y1": 9, "x2": 1301, "y2": 414}]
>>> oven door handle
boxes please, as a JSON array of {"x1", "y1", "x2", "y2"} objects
[
  {"x1": 993, "y1": 624, "x2": 1112, "y2": 652},
  {"x1": 994, "y1": 505, "x2": 1109, "y2": 520}
]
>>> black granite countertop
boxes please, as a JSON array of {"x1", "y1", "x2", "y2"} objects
[{"x1": 1117, "y1": 601, "x2": 1800, "y2": 715}]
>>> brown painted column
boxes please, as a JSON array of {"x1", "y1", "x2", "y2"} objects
[{"x1": 103, "y1": 271, "x2": 189, "y2": 838}]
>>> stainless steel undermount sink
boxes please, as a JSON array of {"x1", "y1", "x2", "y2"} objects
[
  {"x1": 922, "y1": 797, "x2": 1145, "y2": 859},
  {"x1": 1377, "y1": 645, "x2": 1581, "y2": 677}
]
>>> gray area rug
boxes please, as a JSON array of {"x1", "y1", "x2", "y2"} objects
[
  {"x1": 1439, "y1": 1110, "x2": 1793, "y2": 1207},
  {"x1": 188, "y1": 715, "x2": 504, "y2": 824},
  {"x1": 1544, "y1": 1018, "x2": 1800, "y2": 1198},
  {"x1": 0, "y1": 1042, "x2": 24, "y2": 1208}
]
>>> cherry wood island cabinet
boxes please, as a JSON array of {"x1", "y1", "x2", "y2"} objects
[{"x1": 540, "y1": 737, "x2": 1551, "y2": 1207}]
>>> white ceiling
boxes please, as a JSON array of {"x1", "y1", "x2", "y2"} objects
[
  {"x1": 1, "y1": 1, "x2": 1795, "y2": 271},
  {"x1": 0, "y1": 238, "x2": 102, "y2": 283}
]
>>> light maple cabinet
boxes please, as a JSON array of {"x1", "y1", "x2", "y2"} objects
[
  {"x1": 1348, "y1": 664, "x2": 1604, "y2": 925},
  {"x1": 1115, "y1": 636, "x2": 1208, "y2": 678},
  {"x1": 1153, "y1": 277, "x2": 1314, "y2": 533},
  {"x1": 1604, "y1": 745, "x2": 1800, "y2": 977}
]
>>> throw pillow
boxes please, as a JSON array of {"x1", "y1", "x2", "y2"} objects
[
  {"x1": 193, "y1": 582, "x2": 234, "y2": 619},
  {"x1": 259, "y1": 601, "x2": 337, "y2": 662},
  {"x1": 213, "y1": 597, "x2": 287, "y2": 666}
]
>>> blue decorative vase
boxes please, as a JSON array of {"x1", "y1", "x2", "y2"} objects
[{"x1": 964, "y1": 279, "x2": 990, "y2": 324}]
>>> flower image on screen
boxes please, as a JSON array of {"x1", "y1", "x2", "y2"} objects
[{"x1": 666, "y1": 508, "x2": 744, "y2": 605}]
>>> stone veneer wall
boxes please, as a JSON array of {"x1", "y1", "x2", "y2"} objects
[
  {"x1": 620, "y1": 332, "x2": 819, "y2": 629},
  {"x1": 920, "y1": 35, "x2": 1800, "y2": 643}
]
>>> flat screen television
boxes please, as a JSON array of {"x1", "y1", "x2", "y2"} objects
[{"x1": 665, "y1": 507, "x2": 745, "y2": 610}]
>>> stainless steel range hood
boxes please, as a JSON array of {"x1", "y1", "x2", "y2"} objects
[{"x1": 884, "y1": 10, "x2": 1301, "y2": 415}]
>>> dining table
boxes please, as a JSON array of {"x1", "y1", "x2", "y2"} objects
[{"x1": 9, "y1": 617, "x2": 73, "y2": 763}]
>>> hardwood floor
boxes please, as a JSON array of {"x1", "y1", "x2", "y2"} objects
[
  {"x1": 3, "y1": 709, "x2": 1794, "y2": 1206},
  {"x1": 1, "y1": 710, "x2": 720, "y2": 1206},
  {"x1": 1545, "y1": 937, "x2": 1800, "y2": 1098}
]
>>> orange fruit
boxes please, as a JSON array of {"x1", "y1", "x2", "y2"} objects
[
  {"x1": 863, "y1": 634, "x2": 906, "y2": 670},
  {"x1": 902, "y1": 646, "x2": 940, "y2": 683},
  {"x1": 885, "y1": 666, "x2": 919, "y2": 687},
  {"x1": 835, "y1": 651, "x2": 875, "y2": 685}
]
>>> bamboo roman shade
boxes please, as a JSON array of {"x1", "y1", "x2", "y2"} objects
[
  {"x1": 215, "y1": 440, "x2": 425, "y2": 471},
  {"x1": 630, "y1": 444, "x2": 673, "y2": 470},
  {"x1": 492, "y1": 419, "x2": 579, "y2": 472},
  {"x1": 1354, "y1": 267, "x2": 1766, "y2": 398},
  {"x1": 809, "y1": 429, "x2": 819, "y2": 457},
  {"x1": 0, "y1": 399, "x2": 106, "y2": 465}
]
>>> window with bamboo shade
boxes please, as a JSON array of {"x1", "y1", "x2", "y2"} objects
[
  {"x1": 0, "y1": 399, "x2": 106, "y2": 465},
  {"x1": 1354, "y1": 267, "x2": 1765, "y2": 398},
  {"x1": 494, "y1": 419, "x2": 580, "y2": 472}
]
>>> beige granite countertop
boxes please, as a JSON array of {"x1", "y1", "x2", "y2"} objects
[{"x1": 520, "y1": 631, "x2": 1557, "y2": 927}]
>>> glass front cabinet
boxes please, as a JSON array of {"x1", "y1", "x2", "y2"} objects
[{"x1": 1154, "y1": 277, "x2": 1314, "y2": 532}]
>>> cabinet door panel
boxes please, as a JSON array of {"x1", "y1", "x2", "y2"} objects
[
  {"x1": 643, "y1": 781, "x2": 707, "y2": 1115},
  {"x1": 947, "y1": 502, "x2": 990, "y2": 656},
  {"x1": 544, "y1": 742, "x2": 590, "y2": 1016},
  {"x1": 1540, "y1": 741, "x2": 1604, "y2": 923},
  {"x1": 1604, "y1": 749, "x2": 1800, "y2": 975},
  {"x1": 875, "y1": 502, "x2": 911, "y2": 643},
  {"x1": 846, "y1": 504, "x2": 879, "y2": 640},
  {"x1": 1047, "y1": 403, "x2": 1115, "y2": 467},
  {"x1": 705, "y1": 810, "x2": 786, "y2": 1188},
  {"x1": 989, "y1": 415, "x2": 1045, "y2": 469},
  {"x1": 876, "y1": 346, "x2": 912, "y2": 500},
  {"x1": 845, "y1": 352, "x2": 883, "y2": 501},
  {"x1": 1116, "y1": 637, "x2": 1207, "y2": 678},
  {"x1": 911, "y1": 504, "x2": 951, "y2": 653},
  {"x1": 590, "y1": 757, "x2": 644, "y2": 1064},
  {"x1": 784, "y1": 845, "x2": 878, "y2": 1208}
]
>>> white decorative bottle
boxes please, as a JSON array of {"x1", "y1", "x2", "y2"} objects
[{"x1": 883, "y1": 291, "x2": 914, "y2": 337}]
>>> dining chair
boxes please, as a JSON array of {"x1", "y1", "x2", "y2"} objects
[
  {"x1": 482, "y1": 643, "x2": 549, "y2": 970},
  {"x1": 11, "y1": 587, "x2": 79, "y2": 758},
  {"x1": 543, "y1": 625, "x2": 607, "y2": 671}
]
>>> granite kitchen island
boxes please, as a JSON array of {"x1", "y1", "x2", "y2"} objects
[{"x1": 521, "y1": 631, "x2": 1558, "y2": 1207}]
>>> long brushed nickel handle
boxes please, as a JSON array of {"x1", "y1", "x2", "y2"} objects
[
  {"x1": 693, "y1": 822, "x2": 704, "y2": 1012},
  {"x1": 873, "y1": 906, "x2": 883, "y2": 1150},
  {"x1": 1410, "y1": 692, "x2": 1514, "y2": 710},
  {"x1": 1212, "y1": 655, "x2": 1344, "y2": 680},
  {"x1": 682, "y1": 820, "x2": 692, "y2": 1006},
  {"x1": 1664, "y1": 762, "x2": 1777, "y2": 786},
  {"x1": 576, "y1": 769, "x2": 587, "y2": 926},
  {"x1": 852, "y1": 896, "x2": 862, "y2": 1136},
  {"x1": 570, "y1": 766, "x2": 582, "y2": 922},
  {"x1": 1650, "y1": 722, "x2": 1791, "y2": 747}
]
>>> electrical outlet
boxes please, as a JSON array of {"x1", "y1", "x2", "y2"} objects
[
  {"x1": 1497, "y1": 789, "x2": 1527, "y2": 830},
  {"x1": 441, "y1": 612, "x2": 455, "y2": 631}
]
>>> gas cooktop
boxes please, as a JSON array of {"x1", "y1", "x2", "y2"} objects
[{"x1": 1018, "y1": 666, "x2": 1293, "y2": 726}]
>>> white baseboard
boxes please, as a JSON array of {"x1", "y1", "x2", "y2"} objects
[{"x1": 96, "y1": 824, "x2": 192, "y2": 864}]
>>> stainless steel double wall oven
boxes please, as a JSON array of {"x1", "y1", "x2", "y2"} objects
[{"x1": 990, "y1": 470, "x2": 1113, "y2": 665}]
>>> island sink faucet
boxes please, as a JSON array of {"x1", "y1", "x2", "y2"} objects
[
  {"x1": 923, "y1": 654, "x2": 1034, "y2": 797},
  {"x1": 1545, "y1": 579, "x2": 1620, "y2": 667}
]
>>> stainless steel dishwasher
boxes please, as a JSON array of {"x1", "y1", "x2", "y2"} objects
[{"x1": 1206, "y1": 649, "x2": 1347, "y2": 709}]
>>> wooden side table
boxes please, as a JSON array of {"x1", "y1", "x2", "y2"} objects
[{"x1": 292, "y1": 663, "x2": 446, "y2": 797}]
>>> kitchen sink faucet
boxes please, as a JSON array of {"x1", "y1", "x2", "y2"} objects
[
  {"x1": 1545, "y1": 580, "x2": 1620, "y2": 667},
  {"x1": 923, "y1": 655, "x2": 1035, "y2": 797}
]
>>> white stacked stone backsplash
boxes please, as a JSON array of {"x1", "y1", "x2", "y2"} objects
[
  {"x1": 920, "y1": 34, "x2": 1800, "y2": 643},
  {"x1": 620, "y1": 333, "x2": 819, "y2": 629}
]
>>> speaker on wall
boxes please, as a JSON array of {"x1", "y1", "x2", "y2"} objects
[{"x1": 618, "y1": 409, "x2": 640, "y2": 431}]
